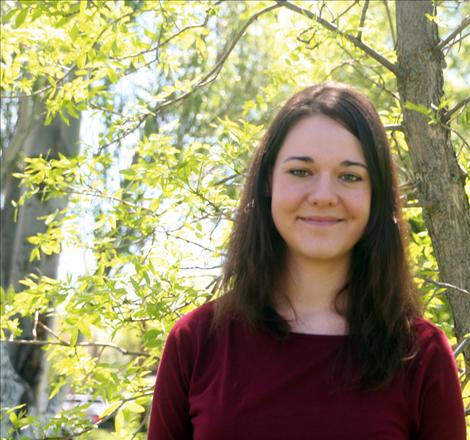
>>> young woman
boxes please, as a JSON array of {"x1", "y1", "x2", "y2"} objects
[{"x1": 148, "y1": 83, "x2": 466, "y2": 439}]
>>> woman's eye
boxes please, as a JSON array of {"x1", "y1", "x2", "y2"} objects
[
  {"x1": 289, "y1": 169, "x2": 310, "y2": 177},
  {"x1": 340, "y1": 173, "x2": 362, "y2": 182}
]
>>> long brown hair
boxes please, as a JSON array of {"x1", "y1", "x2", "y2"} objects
[{"x1": 214, "y1": 83, "x2": 421, "y2": 390}]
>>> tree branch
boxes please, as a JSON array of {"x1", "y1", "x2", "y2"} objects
[
  {"x1": 1, "y1": 339, "x2": 151, "y2": 357},
  {"x1": 444, "y1": 96, "x2": 470, "y2": 121},
  {"x1": 339, "y1": 46, "x2": 399, "y2": 101},
  {"x1": 385, "y1": 124, "x2": 402, "y2": 131},
  {"x1": 437, "y1": 14, "x2": 470, "y2": 50},
  {"x1": 29, "y1": 391, "x2": 155, "y2": 440},
  {"x1": 98, "y1": 3, "x2": 282, "y2": 151},
  {"x1": 110, "y1": 17, "x2": 210, "y2": 62},
  {"x1": 382, "y1": 0, "x2": 396, "y2": 48},
  {"x1": 357, "y1": 0, "x2": 369, "y2": 42},
  {"x1": 454, "y1": 335, "x2": 470, "y2": 357},
  {"x1": 276, "y1": 0, "x2": 399, "y2": 75},
  {"x1": 335, "y1": 1, "x2": 360, "y2": 21},
  {"x1": 445, "y1": 31, "x2": 470, "y2": 54},
  {"x1": 417, "y1": 276, "x2": 470, "y2": 297},
  {"x1": 449, "y1": 126, "x2": 470, "y2": 161}
]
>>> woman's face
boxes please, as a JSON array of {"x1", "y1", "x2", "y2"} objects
[{"x1": 270, "y1": 114, "x2": 372, "y2": 266}]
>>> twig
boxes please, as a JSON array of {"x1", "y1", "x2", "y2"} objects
[
  {"x1": 214, "y1": 173, "x2": 240, "y2": 186},
  {"x1": 444, "y1": 96, "x2": 470, "y2": 122},
  {"x1": 382, "y1": 0, "x2": 396, "y2": 48},
  {"x1": 416, "y1": 276, "x2": 470, "y2": 297},
  {"x1": 0, "y1": 67, "x2": 75, "y2": 100},
  {"x1": 385, "y1": 124, "x2": 402, "y2": 131},
  {"x1": 180, "y1": 265, "x2": 222, "y2": 271},
  {"x1": 32, "y1": 311, "x2": 39, "y2": 340},
  {"x1": 30, "y1": 391, "x2": 155, "y2": 440},
  {"x1": 324, "y1": 60, "x2": 355, "y2": 80},
  {"x1": 335, "y1": 0, "x2": 359, "y2": 21},
  {"x1": 62, "y1": 186, "x2": 166, "y2": 219},
  {"x1": 1, "y1": 338, "x2": 151, "y2": 357},
  {"x1": 277, "y1": 0, "x2": 399, "y2": 75},
  {"x1": 440, "y1": 124, "x2": 470, "y2": 163},
  {"x1": 454, "y1": 335, "x2": 470, "y2": 357},
  {"x1": 337, "y1": 44, "x2": 398, "y2": 101},
  {"x1": 444, "y1": 31, "x2": 470, "y2": 55},
  {"x1": 404, "y1": 201, "x2": 438, "y2": 209},
  {"x1": 449, "y1": 126, "x2": 470, "y2": 160},
  {"x1": 97, "y1": 3, "x2": 282, "y2": 151},
  {"x1": 37, "y1": 320, "x2": 66, "y2": 343},
  {"x1": 438, "y1": 15, "x2": 470, "y2": 50},
  {"x1": 131, "y1": 408, "x2": 151, "y2": 440},
  {"x1": 357, "y1": 0, "x2": 369, "y2": 42},
  {"x1": 345, "y1": 51, "x2": 399, "y2": 101},
  {"x1": 111, "y1": 17, "x2": 210, "y2": 62},
  {"x1": 165, "y1": 231, "x2": 216, "y2": 254}
]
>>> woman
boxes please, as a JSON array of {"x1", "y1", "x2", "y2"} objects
[{"x1": 148, "y1": 83, "x2": 466, "y2": 439}]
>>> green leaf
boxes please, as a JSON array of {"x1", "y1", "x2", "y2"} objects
[
  {"x1": 114, "y1": 408, "x2": 125, "y2": 433},
  {"x1": 404, "y1": 101, "x2": 431, "y2": 116},
  {"x1": 29, "y1": 248, "x2": 40, "y2": 262},
  {"x1": 77, "y1": 319, "x2": 92, "y2": 340},
  {"x1": 77, "y1": 51, "x2": 87, "y2": 69},
  {"x1": 9, "y1": 411, "x2": 18, "y2": 426},
  {"x1": 100, "y1": 401, "x2": 121, "y2": 419},
  {"x1": 3, "y1": 8, "x2": 18, "y2": 22},
  {"x1": 69, "y1": 25, "x2": 80, "y2": 40},
  {"x1": 70, "y1": 328, "x2": 79, "y2": 347},
  {"x1": 58, "y1": 110, "x2": 70, "y2": 126},
  {"x1": 125, "y1": 401, "x2": 145, "y2": 413},
  {"x1": 79, "y1": 0, "x2": 87, "y2": 17},
  {"x1": 143, "y1": 329, "x2": 160, "y2": 347},
  {"x1": 15, "y1": 8, "x2": 28, "y2": 28}
]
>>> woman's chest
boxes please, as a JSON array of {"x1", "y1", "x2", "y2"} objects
[{"x1": 187, "y1": 331, "x2": 413, "y2": 440}]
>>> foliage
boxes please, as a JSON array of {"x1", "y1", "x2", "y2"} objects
[{"x1": 1, "y1": 0, "x2": 469, "y2": 437}]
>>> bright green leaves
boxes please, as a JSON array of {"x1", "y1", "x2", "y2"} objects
[
  {"x1": 405, "y1": 206, "x2": 453, "y2": 336},
  {"x1": 1, "y1": 274, "x2": 61, "y2": 320},
  {"x1": 2, "y1": 1, "x2": 469, "y2": 437},
  {"x1": 403, "y1": 100, "x2": 446, "y2": 126}
]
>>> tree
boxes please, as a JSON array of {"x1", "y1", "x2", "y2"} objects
[
  {"x1": 1, "y1": 95, "x2": 80, "y2": 436},
  {"x1": 1, "y1": 1, "x2": 468, "y2": 438},
  {"x1": 396, "y1": 0, "x2": 470, "y2": 373}
]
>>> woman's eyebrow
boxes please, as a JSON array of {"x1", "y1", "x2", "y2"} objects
[
  {"x1": 282, "y1": 156, "x2": 368, "y2": 169},
  {"x1": 341, "y1": 160, "x2": 368, "y2": 169},
  {"x1": 282, "y1": 156, "x2": 314, "y2": 163}
]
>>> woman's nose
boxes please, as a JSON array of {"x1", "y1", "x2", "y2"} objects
[{"x1": 306, "y1": 175, "x2": 339, "y2": 207}]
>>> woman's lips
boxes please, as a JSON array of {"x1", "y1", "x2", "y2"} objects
[{"x1": 299, "y1": 216, "x2": 344, "y2": 226}]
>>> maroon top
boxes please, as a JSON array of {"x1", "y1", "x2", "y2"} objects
[{"x1": 148, "y1": 302, "x2": 465, "y2": 439}]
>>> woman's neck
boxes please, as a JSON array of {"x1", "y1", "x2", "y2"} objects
[{"x1": 275, "y1": 254, "x2": 350, "y2": 334}]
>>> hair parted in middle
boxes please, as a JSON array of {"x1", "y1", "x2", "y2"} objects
[{"x1": 214, "y1": 82, "x2": 422, "y2": 390}]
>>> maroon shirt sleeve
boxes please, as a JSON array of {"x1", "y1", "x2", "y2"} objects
[
  {"x1": 147, "y1": 320, "x2": 193, "y2": 440},
  {"x1": 411, "y1": 323, "x2": 466, "y2": 439}
]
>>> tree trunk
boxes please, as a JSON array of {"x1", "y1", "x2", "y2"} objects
[
  {"x1": 0, "y1": 97, "x2": 80, "y2": 436},
  {"x1": 396, "y1": 1, "x2": 470, "y2": 372}
]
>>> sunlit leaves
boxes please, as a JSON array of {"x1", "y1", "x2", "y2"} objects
[{"x1": 2, "y1": 0, "x2": 469, "y2": 437}]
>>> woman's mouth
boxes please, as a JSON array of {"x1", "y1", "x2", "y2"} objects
[{"x1": 299, "y1": 216, "x2": 344, "y2": 226}]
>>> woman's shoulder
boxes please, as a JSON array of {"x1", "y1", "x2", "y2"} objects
[
  {"x1": 169, "y1": 300, "x2": 216, "y2": 339},
  {"x1": 412, "y1": 316, "x2": 455, "y2": 363},
  {"x1": 414, "y1": 316, "x2": 449, "y2": 341}
]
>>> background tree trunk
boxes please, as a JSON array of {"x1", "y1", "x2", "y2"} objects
[
  {"x1": 396, "y1": 0, "x2": 470, "y2": 372},
  {"x1": 0, "y1": 97, "x2": 80, "y2": 436}
]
